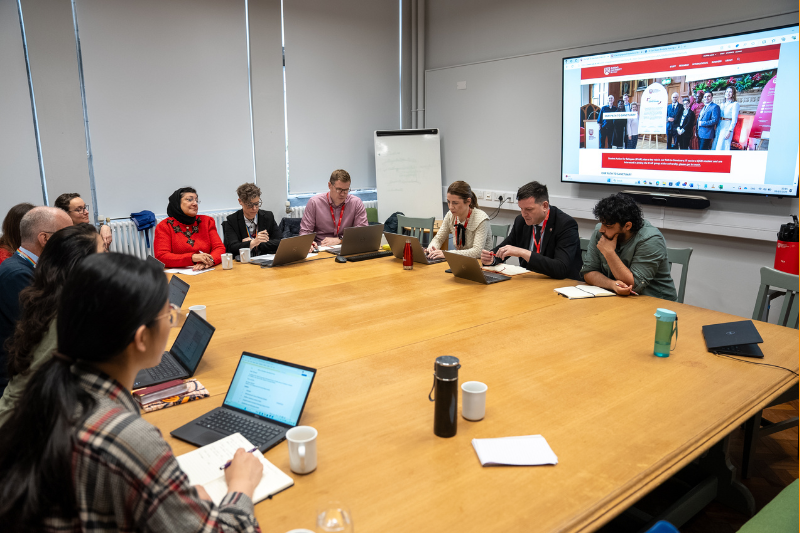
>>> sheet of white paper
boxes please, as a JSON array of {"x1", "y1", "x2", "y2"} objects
[
  {"x1": 482, "y1": 264, "x2": 529, "y2": 276},
  {"x1": 175, "y1": 433, "x2": 293, "y2": 505},
  {"x1": 249, "y1": 255, "x2": 275, "y2": 264},
  {"x1": 317, "y1": 245, "x2": 341, "y2": 252},
  {"x1": 165, "y1": 267, "x2": 215, "y2": 276},
  {"x1": 576, "y1": 285, "x2": 615, "y2": 296},
  {"x1": 472, "y1": 435, "x2": 558, "y2": 466}
]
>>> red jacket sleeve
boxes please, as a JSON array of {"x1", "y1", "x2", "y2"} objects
[
  {"x1": 206, "y1": 218, "x2": 225, "y2": 265},
  {"x1": 153, "y1": 220, "x2": 194, "y2": 268}
]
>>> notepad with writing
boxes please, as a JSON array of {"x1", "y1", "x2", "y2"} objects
[
  {"x1": 482, "y1": 264, "x2": 530, "y2": 276},
  {"x1": 472, "y1": 435, "x2": 558, "y2": 466},
  {"x1": 554, "y1": 285, "x2": 615, "y2": 299},
  {"x1": 176, "y1": 433, "x2": 293, "y2": 505}
]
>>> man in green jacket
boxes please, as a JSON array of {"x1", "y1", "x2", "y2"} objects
[{"x1": 581, "y1": 193, "x2": 677, "y2": 301}]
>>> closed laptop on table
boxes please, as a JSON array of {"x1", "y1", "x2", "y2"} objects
[
  {"x1": 702, "y1": 320, "x2": 764, "y2": 358},
  {"x1": 171, "y1": 352, "x2": 316, "y2": 452}
]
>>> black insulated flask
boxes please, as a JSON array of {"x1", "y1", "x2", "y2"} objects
[{"x1": 429, "y1": 356, "x2": 461, "y2": 438}]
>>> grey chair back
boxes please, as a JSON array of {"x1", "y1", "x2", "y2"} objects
[
  {"x1": 579, "y1": 238, "x2": 590, "y2": 264},
  {"x1": 396, "y1": 215, "x2": 435, "y2": 246},
  {"x1": 752, "y1": 266, "x2": 799, "y2": 329},
  {"x1": 490, "y1": 224, "x2": 510, "y2": 247},
  {"x1": 666, "y1": 247, "x2": 693, "y2": 304}
]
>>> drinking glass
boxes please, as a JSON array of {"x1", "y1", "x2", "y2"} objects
[{"x1": 316, "y1": 502, "x2": 353, "y2": 533}]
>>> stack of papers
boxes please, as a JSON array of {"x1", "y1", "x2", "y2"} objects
[
  {"x1": 472, "y1": 435, "x2": 558, "y2": 466},
  {"x1": 176, "y1": 433, "x2": 294, "y2": 505},
  {"x1": 482, "y1": 264, "x2": 530, "y2": 276},
  {"x1": 554, "y1": 285, "x2": 615, "y2": 299}
]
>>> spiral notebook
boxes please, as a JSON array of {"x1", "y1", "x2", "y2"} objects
[{"x1": 176, "y1": 433, "x2": 294, "y2": 505}]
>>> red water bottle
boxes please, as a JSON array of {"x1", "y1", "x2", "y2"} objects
[{"x1": 403, "y1": 239, "x2": 413, "y2": 270}]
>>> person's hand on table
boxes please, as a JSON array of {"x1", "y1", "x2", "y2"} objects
[
  {"x1": 99, "y1": 225, "x2": 113, "y2": 249},
  {"x1": 495, "y1": 245, "x2": 525, "y2": 260},
  {"x1": 613, "y1": 281, "x2": 633, "y2": 296},
  {"x1": 426, "y1": 246, "x2": 444, "y2": 260},
  {"x1": 480, "y1": 249, "x2": 495, "y2": 266},
  {"x1": 596, "y1": 233, "x2": 618, "y2": 258},
  {"x1": 191, "y1": 252, "x2": 214, "y2": 269},
  {"x1": 225, "y1": 448, "x2": 263, "y2": 498},
  {"x1": 319, "y1": 237, "x2": 342, "y2": 247}
]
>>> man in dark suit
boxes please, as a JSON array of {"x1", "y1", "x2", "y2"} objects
[
  {"x1": 676, "y1": 96, "x2": 696, "y2": 150},
  {"x1": 222, "y1": 183, "x2": 282, "y2": 257},
  {"x1": 480, "y1": 181, "x2": 582, "y2": 280},
  {"x1": 597, "y1": 95, "x2": 616, "y2": 149},
  {"x1": 0, "y1": 206, "x2": 72, "y2": 395},
  {"x1": 697, "y1": 91, "x2": 721, "y2": 150},
  {"x1": 666, "y1": 92, "x2": 684, "y2": 150}
]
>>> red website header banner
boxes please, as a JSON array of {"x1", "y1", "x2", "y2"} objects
[
  {"x1": 602, "y1": 153, "x2": 732, "y2": 174},
  {"x1": 581, "y1": 45, "x2": 780, "y2": 80}
]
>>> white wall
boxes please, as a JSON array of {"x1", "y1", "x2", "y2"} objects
[
  {"x1": 0, "y1": 0, "x2": 43, "y2": 217},
  {"x1": 424, "y1": 0, "x2": 799, "y2": 318}
]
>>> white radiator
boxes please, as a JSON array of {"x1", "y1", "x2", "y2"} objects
[
  {"x1": 107, "y1": 211, "x2": 235, "y2": 260},
  {"x1": 289, "y1": 200, "x2": 377, "y2": 219}
]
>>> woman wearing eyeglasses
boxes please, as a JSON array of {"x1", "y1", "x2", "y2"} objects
[
  {"x1": 223, "y1": 183, "x2": 282, "y2": 257},
  {"x1": 0, "y1": 223, "x2": 104, "y2": 426},
  {"x1": 153, "y1": 187, "x2": 226, "y2": 270},
  {"x1": 0, "y1": 253, "x2": 263, "y2": 532},
  {"x1": 54, "y1": 192, "x2": 113, "y2": 249}
]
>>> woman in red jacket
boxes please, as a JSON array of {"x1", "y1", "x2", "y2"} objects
[{"x1": 153, "y1": 187, "x2": 225, "y2": 270}]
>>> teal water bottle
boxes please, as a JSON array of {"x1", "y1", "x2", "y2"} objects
[{"x1": 653, "y1": 308, "x2": 678, "y2": 357}]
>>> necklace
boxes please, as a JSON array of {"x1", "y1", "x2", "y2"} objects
[{"x1": 166, "y1": 219, "x2": 200, "y2": 246}]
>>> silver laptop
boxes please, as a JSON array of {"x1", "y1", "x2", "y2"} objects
[
  {"x1": 326, "y1": 225, "x2": 384, "y2": 256},
  {"x1": 251, "y1": 233, "x2": 317, "y2": 267},
  {"x1": 171, "y1": 352, "x2": 316, "y2": 452},
  {"x1": 133, "y1": 310, "x2": 215, "y2": 388},
  {"x1": 384, "y1": 232, "x2": 446, "y2": 264},
  {"x1": 443, "y1": 250, "x2": 511, "y2": 284}
]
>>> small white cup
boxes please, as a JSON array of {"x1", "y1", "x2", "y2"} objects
[
  {"x1": 221, "y1": 253, "x2": 233, "y2": 270},
  {"x1": 461, "y1": 381, "x2": 488, "y2": 421},
  {"x1": 286, "y1": 426, "x2": 318, "y2": 475},
  {"x1": 188, "y1": 305, "x2": 206, "y2": 320},
  {"x1": 239, "y1": 248, "x2": 251, "y2": 263}
]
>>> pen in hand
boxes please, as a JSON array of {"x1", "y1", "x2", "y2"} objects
[{"x1": 219, "y1": 447, "x2": 258, "y2": 470}]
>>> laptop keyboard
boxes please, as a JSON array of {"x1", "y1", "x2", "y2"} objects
[
  {"x1": 346, "y1": 251, "x2": 393, "y2": 262},
  {"x1": 484, "y1": 272, "x2": 510, "y2": 282},
  {"x1": 199, "y1": 410, "x2": 282, "y2": 447},
  {"x1": 147, "y1": 353, "x2": 182, "y2": 380}
]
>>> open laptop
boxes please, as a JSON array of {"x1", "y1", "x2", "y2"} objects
[
  {"x1": 250, "y1": 233, "x2": 317, "y2": 268},
  {"x1": 702, "y1": 320, "x2": 764, "y2": 358},
  {"x1": 443, "y1": 250, "x2": 511, "y2": 285},
  {"x1": 168, "y1": 275, "x2": 190, "y2": 308},
  {"x1": 384, "y1": 232, "x2": 446, "y2": 264},
  {"x1": 147, "y1": 255, "x2": 165, "y2": 269},
  {"x1": 324, "y1": 224, "x2": 384, "y2": 256},
  {"x1": 133, "y1": 310, "x2": 216, "y2": 388},
  {"x1": 171, "y1": 352, "x2": 316, "y2": 452}
]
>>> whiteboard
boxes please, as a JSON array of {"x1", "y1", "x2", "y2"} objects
[{"x1": 374, "y1": 129, "x2": 444, "y2": 223}]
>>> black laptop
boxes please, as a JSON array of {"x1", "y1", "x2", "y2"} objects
[
  {"x1": 147, "y1": 255, "x2": 165, "y2": 269},
  {"x1": 168, "y1": 275, "x2": 190, "y2": 308},
  {"x1": 702, "y1": 320, "x2": 764, "y2": 358},
  {"x1": 133, "y1": 311, "x2": 216, "y2": 388},
  {"x1": 171, "y1": 352, "x2": 316, "y2": 452}
]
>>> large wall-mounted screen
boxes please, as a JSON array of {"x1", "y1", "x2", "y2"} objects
[{"x1": 562, "y1": 25, "x2": 799, "y2": 197}]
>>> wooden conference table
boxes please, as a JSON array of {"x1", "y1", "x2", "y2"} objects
[{"x1": 145, "y1": 254, "x2": 798, "y2": 532}]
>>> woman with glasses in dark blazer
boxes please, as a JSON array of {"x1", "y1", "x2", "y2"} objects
[{"x1": 223, "y1": 183, "x2": 282, "y2": 257}]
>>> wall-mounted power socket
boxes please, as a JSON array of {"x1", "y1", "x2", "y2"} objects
[{"x1": 484, "y1": 190, "x2": 493, "y2": 201}]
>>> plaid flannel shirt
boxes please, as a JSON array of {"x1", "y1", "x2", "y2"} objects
[{"x1": 42, "y1": 363, "x2": 261, "y2": 533}]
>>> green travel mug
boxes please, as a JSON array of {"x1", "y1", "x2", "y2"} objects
[{"x1": 653, "y1": 308, "x2": 678, "y2": 357}]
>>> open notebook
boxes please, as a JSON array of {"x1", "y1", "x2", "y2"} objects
[
  {"x1": 554, "y1": 285, "x2": 615, "y2": 299},
  {"x1": 176, "y1": 433, "x2": 293, "y2": 505}
]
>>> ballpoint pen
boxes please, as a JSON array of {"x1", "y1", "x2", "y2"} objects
[{"x1": 219, "y1": 447, "x2": 258, "y2": 470}]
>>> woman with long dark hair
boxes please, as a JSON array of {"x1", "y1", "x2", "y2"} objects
[
  {"x1": 0, "y1": 202, "x2": 35, "y2": 264},
  {"x1": 0, "y1": 253, "x2": 262, "y2": 532},
  {"x1": 153, "y1": 187, "x2": 226, "y2": 270},
  {"x1": 0, "y1": 223, "x2": 103, "y2": 425},
  {"x1": 426, "y1": 180, "x2": 492, "y2": 260}
]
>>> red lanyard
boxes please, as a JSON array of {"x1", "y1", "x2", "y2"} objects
[
  {"x1": 532, "y1": 210, "x2": 550, "y2": 254},
  {"x1": 455, "y1": 209, "x2": 472, "y2": 250},
  {"x1": 327, "y1": 193, "x2": 346, "y2": 237}
]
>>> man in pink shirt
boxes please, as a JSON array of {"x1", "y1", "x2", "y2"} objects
[{"x1": 300, "y1": 169, "x2": 368, "y2": 246}]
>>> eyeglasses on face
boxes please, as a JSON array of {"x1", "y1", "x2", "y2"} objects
[
  {"x1": 182, "y1": 196, "x2": 201, "y2": 204},
  {"x1": 244, "y1": 200, "x2": 262, "y2": 209},
  {"x1": 155, "y1": 304, "x2": 186, "y2": 328},
  {"x1": 333, "y1": 187, "x2": 350, "y2": 194},
  {"x1": 72, "y1": 204, "x2": 90, "y2": 214}
]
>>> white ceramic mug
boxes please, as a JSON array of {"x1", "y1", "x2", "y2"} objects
[
  {"x1": 239, "y1": 248, "x2": 251, "y2": 263},
  {"x1": 221, "y1": 253, "x2": 233, "y2": 270},
  {"x1": 286, "y1": 426, "x2": 318, "y2": 475},
  {"x1": 461, "y1": 381, "x2": 488, "y2": 421},
  {"x1": 188, "y1": 305, "x2": 206, "y2": 320}
]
